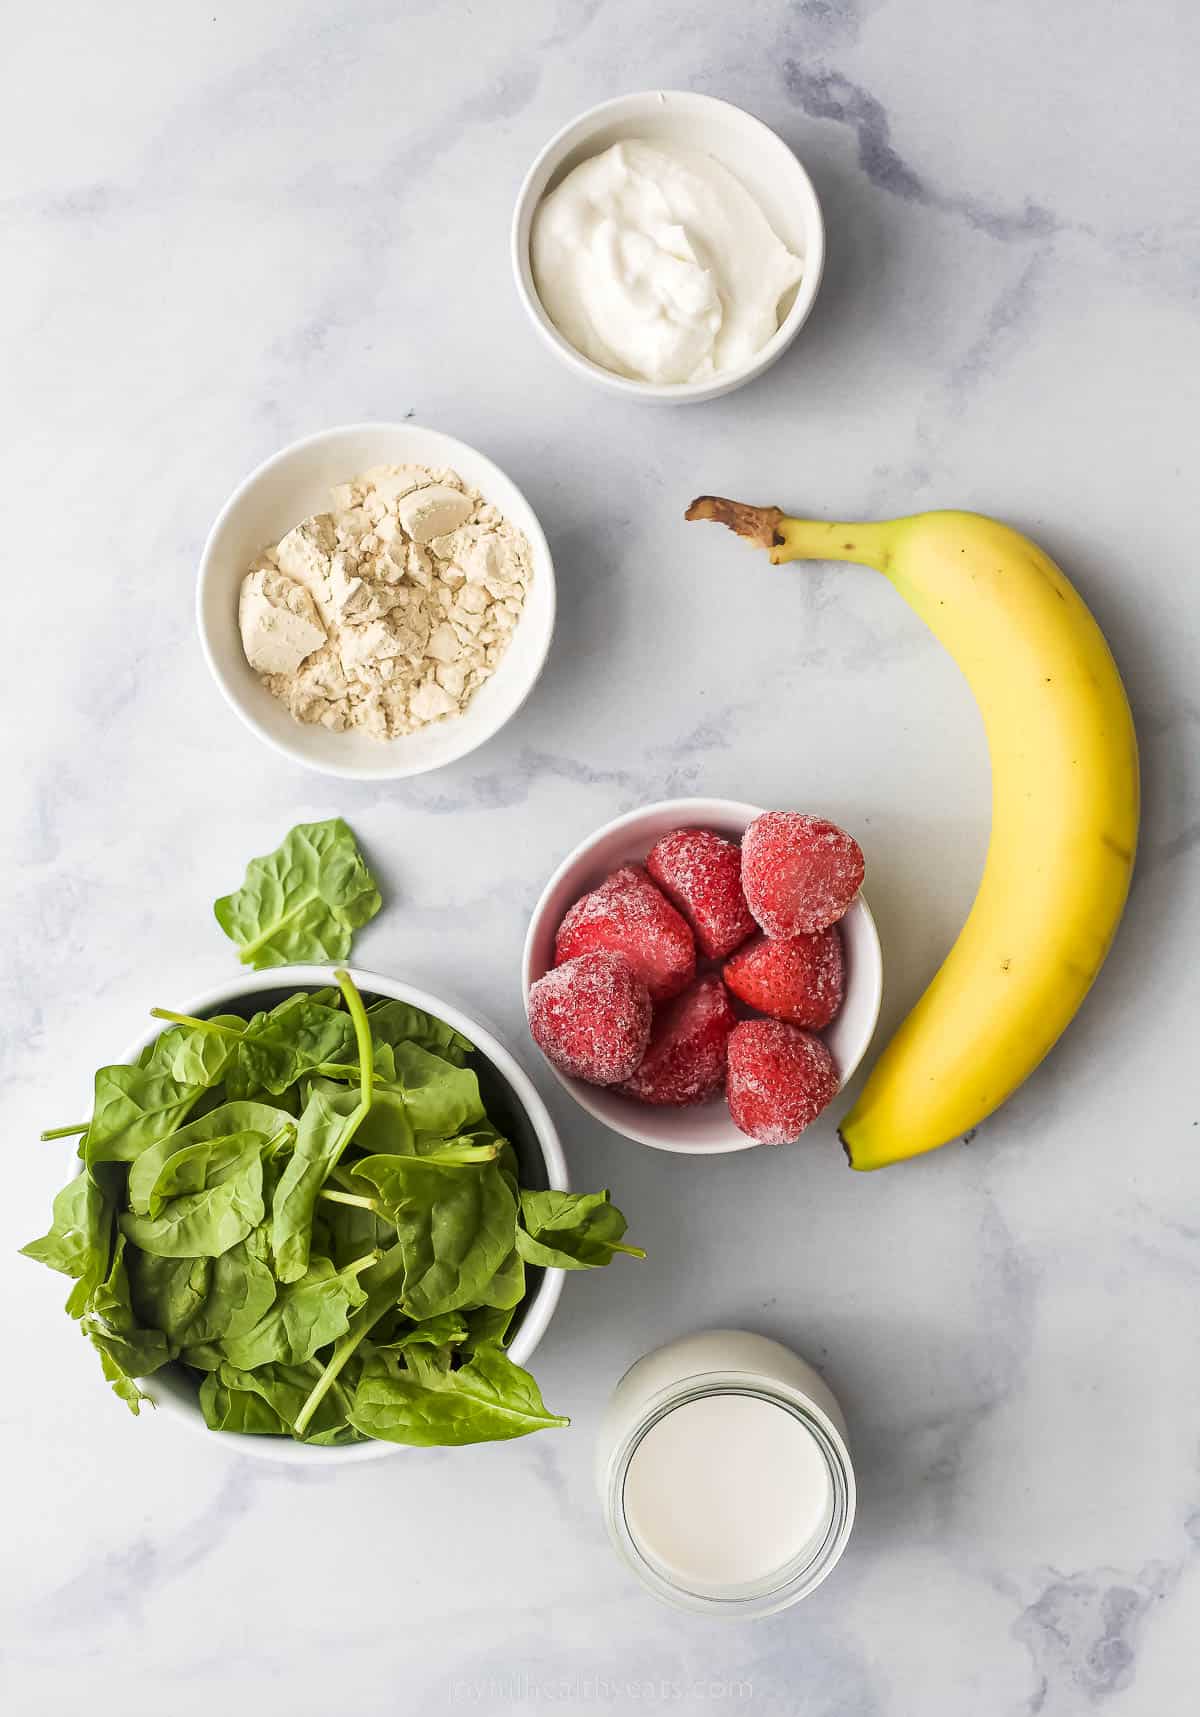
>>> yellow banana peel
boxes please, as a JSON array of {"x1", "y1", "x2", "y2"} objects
[{"x1": 687, "y1": 497, "x2": 1139, "y2": 1170}]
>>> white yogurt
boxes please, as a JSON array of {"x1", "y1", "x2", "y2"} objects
[
  {"x1": 530, "y1": 141, "x2": 803, "y2": 385},
  {"x1": 596, "y1": 1330, "x2": 855, "y2": 1616}
]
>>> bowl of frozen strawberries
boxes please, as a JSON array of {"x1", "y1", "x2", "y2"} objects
[{"x1": 521, "y1": 798, "x2": 883, "y2": 1154}]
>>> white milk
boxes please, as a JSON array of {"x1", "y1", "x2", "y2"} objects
[
  {"x1": 622, "y1": 1391, "x2": 834, "y2": 1588},
  {"x1": 596, "y1": 1329, "x2": 855, "y2": 1615}
]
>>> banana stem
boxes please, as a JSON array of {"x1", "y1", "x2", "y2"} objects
[{"x1": 686, "y1": 496, "x2": 896, "y2": 570}]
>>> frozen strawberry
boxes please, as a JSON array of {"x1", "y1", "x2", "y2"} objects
[
  {"x1": 528, "y1": 952, "x2": 652, "y2": 1085},
  {"x1": 741, "y1": 811, "x2": 864, "y2": 937},
  {"x1": 554, "y1": 864, "x2": 696, "y2": 1002},
  {"x1": 723, "y1": 928, "x2": 844, "y2": 1029},
  {"x1": 726, "y1": 1018, "x2": 839, "y2": 1144},
  {"x1": 646, "y1": 828, "x2": 757, "y2": 960},
  {"x1": 619, "y1": 974, "x2": 736, "y2": 1107}
]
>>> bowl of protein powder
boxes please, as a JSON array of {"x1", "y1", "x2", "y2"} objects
[
  {"x1": 197, "y1": 423, "x2": 556, "y2": 780},
  {"x1": 512, "y1": 91, "x2": 825, "y2": 404}
]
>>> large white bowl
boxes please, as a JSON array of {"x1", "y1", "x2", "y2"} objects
[
  {"x1": 197, "y1": 424, "x2": 556, "y2": 779},
  {"x1": 521, "y1": 800, "x2": 883, "y2": 1155},
  {"x1": 512, "y1": 91, "x2": 826, "y2": 405},
  {"x1": 107, "y1": 965, "x2": 567, "y2": 1464}
]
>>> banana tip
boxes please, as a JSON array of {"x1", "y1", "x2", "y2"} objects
[{"x1": 685, "y1": 496, "x2": 783, "y2": 552}]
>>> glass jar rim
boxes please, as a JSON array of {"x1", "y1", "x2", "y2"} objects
[{"x1": 601, "y1": 1372, "x2": 855, "y2": 1618}]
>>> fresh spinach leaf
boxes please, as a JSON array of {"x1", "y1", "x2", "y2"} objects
[
  {"x1": 366, "y1": 1000, "x2": 473, "y2": 1067},
  {"x1": 214, "y1": 1359, "x2": 358, "y2": 1442},
  {"x1": 368, "y1": 1311, "x2": 469, "y2": 1357},
  {"x1": 384, "y1": 1043, "x2": 486, "y2": 1138},
  {"x1": 119, "y1": 1141, "x2": 264, "y2": 1258},
  {"x1": 83, "y1": 1235, "x2": 173, "y2": 1413},
  {"x1": 272, "y1": 1086, "x2": 362, "y2": 1283},
  {"x1": 270, "y1": 969, "x2": 376, "y2": 1283},
  {"x1": 140, "y1": 1016, "x2": 244, "y2": 1087},
  {"x1": 334, "y1": 1084, "x2": 415, "y2": 1157},
  {"x1": 463, "y1": 1304, "x2": 517, "y2": 1351},
  {"x1": 83, "y1": 1066, "x2": 205, "y2": 1165},
  {"x1": 199, "y1": 1371, "x2": 289, "y2": 1436},
  {"x1": 127, "y1": 1230, "x2": 276, "y2": 1346},
  {"x1": 516, "y1": 1189, "x2": 645, "y2": 1270},
  {"x1": 20, "y1": 1169, "x2": 113, "y2": 1315},
  {"x1": 126, "y1": 1101, "x2": 292, "y2": 1214},
  {"x1": 225, "y1": 996, "x2": 357, "y2": 1098},
  {"x1": 471, "y1": 1245, "x2": 526, "y2": 1311},
  {"x1": 347, "y1": 1346, "x2": 568, "y2": 1446},
  {"x1": 221, "y1": 1255, "x2": 372, "y2": 1370},
  {"x1": 350, "y1": 1152, "x2": 517, "y2": 1320},
  {"x1": 214, "y1": 818, "x2": 381, "y2": 970}
]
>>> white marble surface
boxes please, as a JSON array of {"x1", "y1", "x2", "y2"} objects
[{"x1": 3, "y1": 3, "x2": 1198, "y2": 1712}]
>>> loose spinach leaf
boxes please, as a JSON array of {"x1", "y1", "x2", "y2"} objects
[
  {"x1": 471, "y1": 1245, "x2": 526, "y2": 1311},
  {"x1": 350, "y1": 1152, "x2": 517, "y2": 1320},
  {"x1": 221, "y1": 1256, "x2": 371, "y2": 1370},
  {"x1": 20, "y1": 1170, "x2": 113, "y2": 1315},
  {"x1": 83, "y1": 1235, "x2": 173, "y2": 1413},
  {"x1": 271, "y1": 1085, "x2": 364, "y2": 1283},
  {"x1": 119, "y1": 1141, "x2": 264, "y2": 1258},
  {"x1": 140, "y1": 1017, "x2": 244, "y2": 1087},
  {"x1": 347, "y1": 1346, "x2": 568, "y2": 1446},
  {"x1": 463, "y1": 1304, "x2": 517, "y2": 1351},
  {"x1": 379, "y1": 1311, "x2": 469, "y2": 1350},
  {"x1": 335, "y1": 1085, "x2": 415, "y2": 1157},
  {"x1": 199, "y1": 1371, "x2": 289, "y2": 1436},
  {"x1": 366, "y1": 999, "x2": 473, "y2": 1067},
  {"x1": 384, "y1": 1043, "x2": 487, "y2": 1138},
  {"x1": 214, "y1": 818, "x2": 381, "y2": 970},
  {"x1": 214, "y1": 1359, "x2": 358, "y2": 1442},
  {"x1": 270, "y1": 970, "x2": 376, "y2": 1283},
  {"x1": 516, "y1": 1189, "x2": 645, "y2": 1270},
  {"x1": 83, "y1": 1066, "x2": 205, "y2": 1165},
  {"x1": 127, "y1": 1230, "x2": 276, "y2": 1347},
  {"x1": 126, "y1": 1101, "x2": 292, "y2": 1214},
  {"x1": 225, "y1": 996, "x2": 357, "y2": 1098}
]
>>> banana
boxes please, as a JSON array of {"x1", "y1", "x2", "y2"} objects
[{"x1": 686, "y1": 497, "x2": 1139, "y2": 1170}]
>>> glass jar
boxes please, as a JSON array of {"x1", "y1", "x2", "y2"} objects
[{"x1": 596, "y1": 1329, "x2": 855, "y2": 1617}]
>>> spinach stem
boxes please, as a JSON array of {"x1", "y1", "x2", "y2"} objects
[
  {"x1": 150, "y1": 1008, "x2": 246, "y2": 1039},
  {"x1": 345, "y1": 1249, "x2": 383, "y2": 1276},
  {"x1": 294, "y1": 1295, "x2": 388, "y2": 1438},
  {"x1": 334, "y1": 969, "x2": 374, "y2": 1109},
  {"x1": 318, "y1": 1189, "x2": 377, "y2": 1211},
  {"x1": 40, "y1": 1122, "x2": 87, "y2": 1141}
]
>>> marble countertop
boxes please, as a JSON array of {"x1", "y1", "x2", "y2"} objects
[{"x1": 4, "y1": 3, "x2": 1198, "y2": 1713}]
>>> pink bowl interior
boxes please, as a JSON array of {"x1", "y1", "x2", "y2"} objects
[{"x1": 522, "y1": 799, "x2": 883, "y2": 1155}]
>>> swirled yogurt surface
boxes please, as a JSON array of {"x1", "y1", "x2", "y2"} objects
[{"x1": 530, "y1": 140, "x2": 803, "y2": 385}]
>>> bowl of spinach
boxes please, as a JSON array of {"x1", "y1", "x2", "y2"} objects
[{"x1": 25, "y1": 965, "x2": 641, "y2": 1462}]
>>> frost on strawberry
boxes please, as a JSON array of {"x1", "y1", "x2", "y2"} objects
[
  {"x1": 554, "y1": 864, "x2": 696, "y2": 1002},
  {"x1": 723, "y1": 928, "x2": 844, "y2": 1029},
  {"x1": 528, "y1": 951, "x2": 652, "y2": 1085},
  {"x1": 646, "y1": 827, "x2": 756, "y2": 960},
  {"x1": 726, "y1": 1018, "x2": 839, "y2": 1144},
  {"x1": 741, "y1": 812, "x2": 864, "y2": 938},
  {"x1": 620, "y1": 974, "x2": 736, "y2": 1107}
]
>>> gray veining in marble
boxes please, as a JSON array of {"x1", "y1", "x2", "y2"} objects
[{"x1": 3, "y1": 2, "x2": 1198, "y2": 1713}]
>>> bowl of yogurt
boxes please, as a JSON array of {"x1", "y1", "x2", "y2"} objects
[{"x1": 512, "y1": 91, "x2": 825, "y2": 404}]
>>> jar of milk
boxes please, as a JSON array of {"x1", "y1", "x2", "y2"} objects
[{"x1": 596, "y1": 1330, "x2": 855, "y2": 1616}]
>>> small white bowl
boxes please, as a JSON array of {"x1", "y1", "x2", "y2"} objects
[
  {"x1": 521, "y1": 800, "x2": 882, "y2": 1155},
  {"x1": 512, "y1": 91, "x2": 825, "y2": 405},
  {"x1": 103, "y1": 965, "x2": 568, "y2": 1464},
  {"x1": 197, "y1": 423, "x2": 556, "y2": 780}
]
